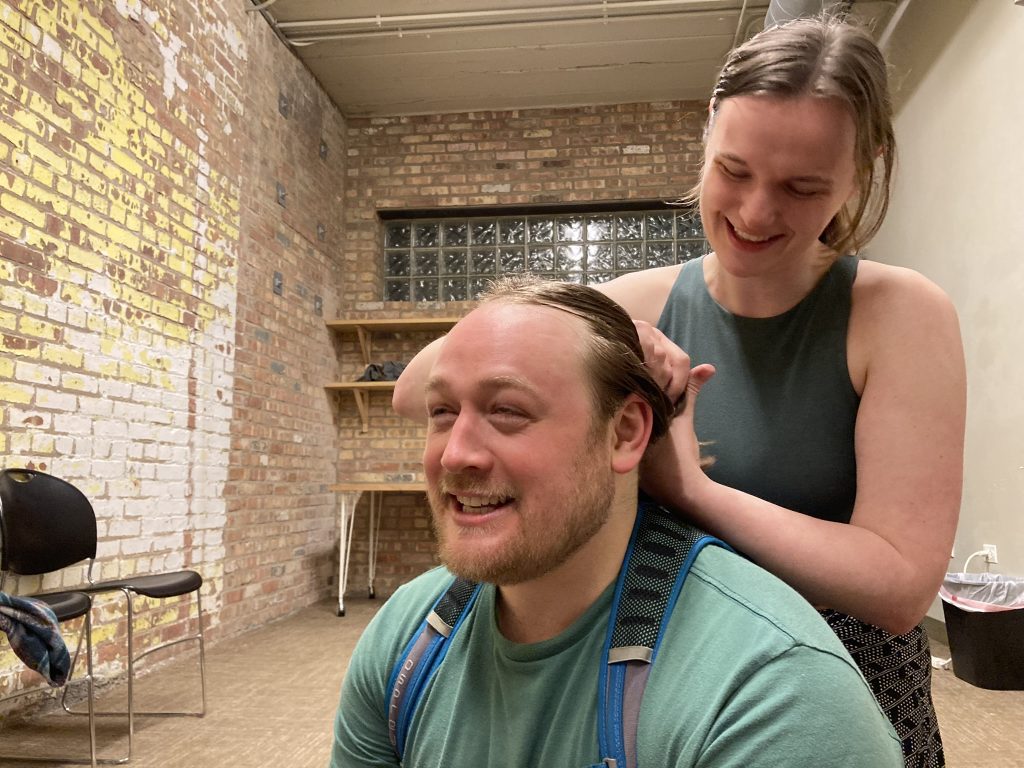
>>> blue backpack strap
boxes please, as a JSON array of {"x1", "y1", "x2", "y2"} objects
[
  {"x1": 387, "y1": 576, "x2": 482, "y2": 760},
  {"x1": 597, "y1": 500, "x2": 732, "y2": 768}
]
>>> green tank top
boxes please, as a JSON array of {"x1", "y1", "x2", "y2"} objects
[{"x1": 657, "y1": 256, "x2": 860, "y2": 524}]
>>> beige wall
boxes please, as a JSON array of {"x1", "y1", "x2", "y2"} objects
[{"x1": 869, "y1": 0, "x2": 1024, "y2": 621}]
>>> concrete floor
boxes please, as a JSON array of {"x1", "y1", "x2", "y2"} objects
[{"x1": 1, "y1": 596, "x2": 1022, "y2": 767}]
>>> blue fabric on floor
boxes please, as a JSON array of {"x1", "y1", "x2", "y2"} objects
[{"x1": 0, "y1": 592, "x2": 71, "y2": 687}]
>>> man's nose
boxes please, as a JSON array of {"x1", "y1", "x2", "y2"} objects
[{"x1": 439, "y1": 413, "x2": 493, "y2": 474}]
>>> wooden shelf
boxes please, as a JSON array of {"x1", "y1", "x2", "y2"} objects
[
  {"x1": 330, "y1": 481, "x2": 426, "y2": 492},
  {"x1": 325, "y1": 316, "x2": 461, "y2": 431},
  {"x1": 325, "y1": 381, "x2": 397, "y2": 433},
  {"x1": 326, "y1": 317, "x2": 460, "y2": 365}
]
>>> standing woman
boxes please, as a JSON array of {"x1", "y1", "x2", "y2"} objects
[
  {"x1": 601, "y1": 16, "x2": 964, "y2": 768},
  {"x1": 392, "y1": 16, "x2": 964, "y2": 768}
]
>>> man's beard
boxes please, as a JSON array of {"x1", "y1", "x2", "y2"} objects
[{"x1": 427, "y1": 437, "x2": 615, "y2": 585}]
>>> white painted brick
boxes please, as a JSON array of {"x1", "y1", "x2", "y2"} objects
[
  {"x1": 119, "y1": 537, "x2": 152, "y2": 556},
  {"x1": 108, "y1": 519, "x2": 142, "y2": 537},
  {"x1": 7, "y1": 407, "x2": 52, "y2": 428},
  {"x1": 35, "y1": 389, "x2": 78, "y2": 410},
  {"x1": 15, "y1": 360, "x2": 61, "y2": 386},
  {"x1": 77, "y1": 396, "x2": 113, "y2": 417},
  {"x1": 52, "y1": 412, "x2": 93, "y2": 434}
]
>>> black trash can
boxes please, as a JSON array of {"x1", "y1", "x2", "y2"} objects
[{"x1": 940, "y1": 572, "x2": 1024, "y2": 690}]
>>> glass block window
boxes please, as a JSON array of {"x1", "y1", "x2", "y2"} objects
[{"x1": 383, "y1": 208, "x2": 708, "y2": 302}]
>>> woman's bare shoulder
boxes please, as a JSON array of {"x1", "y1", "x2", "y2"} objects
[{"x1": 597, "y1": 263, "x2": 685, "y2": 324}]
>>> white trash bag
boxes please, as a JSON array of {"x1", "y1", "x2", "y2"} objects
[{"x1": 939, "y1": 572, "x2": 1024, "y2": 613}]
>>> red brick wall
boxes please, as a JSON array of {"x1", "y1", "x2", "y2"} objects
[{"x1": 337, "y1": 103, "x2": 706, "y2": 598}]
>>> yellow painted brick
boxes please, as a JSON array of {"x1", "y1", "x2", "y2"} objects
[
  {"x1": 0, "y1": 355, "x2": 12, "y2": 377},
  {"x1": 0, "y1": 212, "x2": 23, "y2": 239},
  {"x1": 55, "y1": 176, "x2": 73, "y2": 197},
  {"x1": 67, "y1": 203, "x2": 107, "y2": 237},
  {"x1": 41, "y1": 344, "x2": 83, "y2": 367},
  {"x1": 61, "y1": 374, "x2": 93, "y2": 392},
  {"x1": 117, "y1": 363, "x2": 150, "y2": 385},
  {"x1": 26, "y1": 180, "x2": 68, "y2": 215},
  {"x1": 0, "y1": 383, "x2": 33, "y2": 404},
  {"x1": 31, "y1": 160, "x2": 54, "y2": 189},
  {"x1": 66, "y1": 244, "x2": 103, "y2": 273},
  {"x1": 119, "y1": 285, "x2": 152, "y2": 312},
  {"x1": 88, "y1": 151, "x2": 123, "y2": 184},
  {"x1": 97, "y1": 359, "x2": 118, "y2": 377},
  {"x1": 63, "y1": 51, "x2": 81, "y2": 79},
  {"x1": 164, "y1": 321, "x2": 189, "y2": 342},
  {"x1": 110, "y1": 146, "x2": 143, "y2": 179},
  {"x1": 0, "y1": 308, "x2": 16, "y2": 331},
  {"x1": 0, "y1": 193, "x2": 45, "y2": 227},
  {"x1": 11, "y1": 150, "x2": 30, "y2": 174},
  {"x1": 11, "y1": 108, "x2": 45, "y2": 138},
  {"x1": 108, "y1": 223, "x2": 139, "y2": 250},
  {"x1": 0, "y1": 22, "x2": 30, "y2": 59},
  {"x1": 151, "y1": 299, "x2": 182, "y2": 323},
  {"x1": 25, "y1": 227, "x2": 68, "y2": 257},
  {"x1": 19, "y1": 315, "x2": 61, "y2": 340},
  {"x1": 55, "y1": 86, "x2": 91, "y2": 122},
  {"x1": 25, "y1": 136, "x2": 68, "y2": 174},
  {"x1": 1, "y1": 6, "x2": 22, "y2": 32},
  {"x1": 27, "y1": 92, "x2": 71, "y2": 133},
  {"x1": 80, "y1": 65, "x2": 99, "y2": 93},
  {"x1": 2, "y1": 174, "x2": 25, "y2": 196},
  {"x1": 72, "y1": 184, "x2": 91, "y2": 206}
]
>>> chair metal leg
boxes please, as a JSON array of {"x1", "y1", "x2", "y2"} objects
[
  {"x1": 0, "y1": 609, "x2": 101, "y2": 766},
  {"x1": 63, "y1": 584, "x2": 206, "y2": 736}
]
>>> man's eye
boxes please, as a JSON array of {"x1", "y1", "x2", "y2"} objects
[{"x1": 427, "y1": 405, "x2": 456, "y2": 423}]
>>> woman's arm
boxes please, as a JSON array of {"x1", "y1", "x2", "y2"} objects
[
  {"x1": 642, "y1": 264, "x2": 966, "y2": 634},
  {"x1": 392, "y1": 264, "x2": 684, "y2": 420}
]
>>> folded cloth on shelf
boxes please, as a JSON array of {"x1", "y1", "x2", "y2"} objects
[{"x1": 0, "y1": 592, "x2": 70, "y2": 687}]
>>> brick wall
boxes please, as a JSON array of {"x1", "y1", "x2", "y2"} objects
[
  {"x1": 0, "y1": 0, "x2": 708, "y2": 697},
  {"x1": 338, "y1": 103, "x2": 706, "y2": 598},
  {"x1": 0, "y1": 0, "x2": 345, "y2": 694}
]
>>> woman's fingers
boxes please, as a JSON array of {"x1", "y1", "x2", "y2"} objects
[{"x1": 634, "y1": 320, "x2": 691, "y2": 404}]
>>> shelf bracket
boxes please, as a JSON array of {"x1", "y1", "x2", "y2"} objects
[
  {"x1": 355, "y1": 325, "x2": 372, "y2": 366},
  {"x1": 351, "y1": 389, "x2": 370, "y2": 433}
]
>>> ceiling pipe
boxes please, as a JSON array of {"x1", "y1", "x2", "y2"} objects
[
  {"x1": 274, "y1": 1, "x2": 754, "y2": 33},
  {"x1": 283, "y1": 11, "x2": 768, "y2": 46}
]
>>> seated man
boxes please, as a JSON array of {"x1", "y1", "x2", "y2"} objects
[{"x1": 329, "y1": 277, "x2": 902, "y2": 767}]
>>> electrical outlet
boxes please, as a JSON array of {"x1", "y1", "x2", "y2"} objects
[{"x1": 982, "y1": 544, "x2": 998, "y2": 564}]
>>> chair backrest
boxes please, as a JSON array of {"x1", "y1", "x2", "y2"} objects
[{"x1": 0, "y1": 469, "x2": 98, "y2": 576}]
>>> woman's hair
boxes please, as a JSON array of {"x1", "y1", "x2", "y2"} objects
[
  {"x1": 695, "y1": 15, "x2": 896, "y2": 255},
  {"x1": 479, "y1": 275, "x2": 673, "y2": 443}
]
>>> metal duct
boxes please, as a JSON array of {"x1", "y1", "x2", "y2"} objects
[{"x1": 764, "y1": 0, "x2": 854, "y2": 28}]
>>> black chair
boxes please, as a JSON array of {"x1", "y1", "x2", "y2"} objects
[
  {"x1": 0, "y1": 468, "x2": 206, "y2": 762},
  {"x1": 0, "y1": 470, "x2": 98, "y2": 766}
]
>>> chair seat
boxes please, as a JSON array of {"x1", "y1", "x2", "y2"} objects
[
  {"x1": 33, "y1": 591, "x2": 91, "y2": 622},
  {"x1": 88, "y1": 570, "x2": 203, "y2": 599}
]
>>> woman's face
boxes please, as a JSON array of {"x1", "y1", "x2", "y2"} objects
[{"x1": 700, "y1": 94, "x2": 859, "y2": 279}]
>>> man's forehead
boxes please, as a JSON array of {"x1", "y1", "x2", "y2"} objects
[{"x1": 428, "y1": 302, "x2": 588, "y2": 387}]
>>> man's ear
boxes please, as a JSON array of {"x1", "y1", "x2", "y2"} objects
[{"x1": 610, "y1": 395, "x2": 653, "y2": 475}]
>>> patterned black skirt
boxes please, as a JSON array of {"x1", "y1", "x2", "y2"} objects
[{"x1": 819, "y1": 610, "x2": 944, "y2": 768}]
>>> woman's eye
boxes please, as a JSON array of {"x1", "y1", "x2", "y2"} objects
[
  {"x1": 789, "y1": 186, "x2": 822, "y2": 198},
  {"x1": 719, "y1": 164, "x2": 747, "y2": 180}
]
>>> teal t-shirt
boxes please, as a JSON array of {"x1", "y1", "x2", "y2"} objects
[{"x1": 331, "y1": 547, "x2": 902, "y2": 767}]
